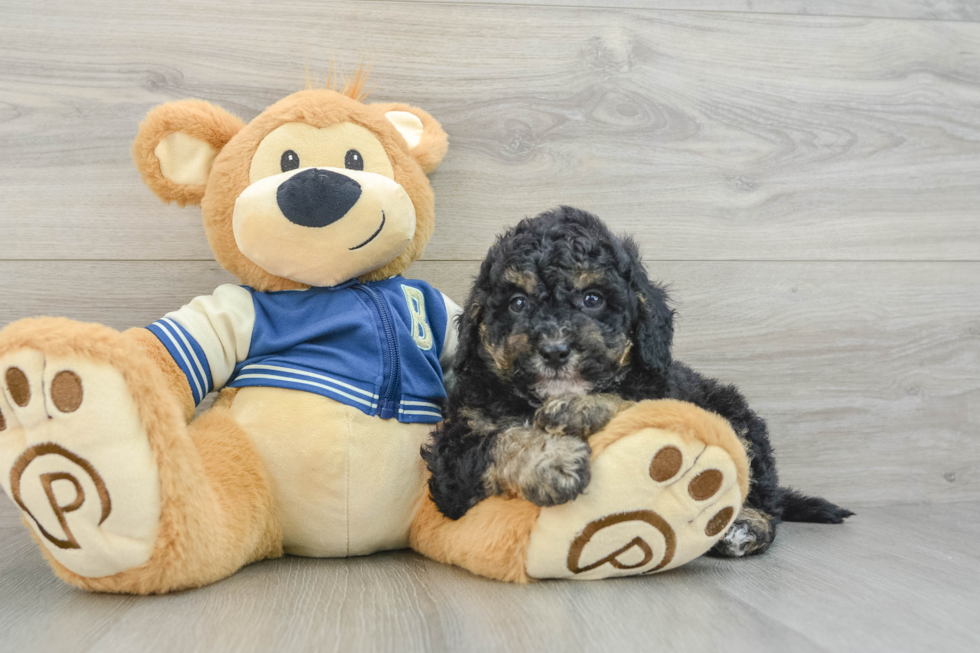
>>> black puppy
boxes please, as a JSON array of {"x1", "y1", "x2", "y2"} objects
[{"x1": 423, "y1": 206, "x2": 852, "y2": 556}]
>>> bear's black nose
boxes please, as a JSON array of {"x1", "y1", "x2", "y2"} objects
[{"x1": 276, "y1": 168, "x2": 362, "y2": 228}]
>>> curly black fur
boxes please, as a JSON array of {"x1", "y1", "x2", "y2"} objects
[{"x1": 422, "y1": 206, "x2": 852, "y2": 554}]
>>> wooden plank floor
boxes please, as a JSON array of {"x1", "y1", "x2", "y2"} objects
[
  {"x1": 2, "y1": 499, "x2": 979, "y2": 653},
  {"x1": 1, "y1": 0, "x2": 978, "y2": 650}
]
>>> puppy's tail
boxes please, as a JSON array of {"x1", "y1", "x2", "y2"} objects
[{"x1": 779, "y1": 487, "x2": 854, "y2": 523}]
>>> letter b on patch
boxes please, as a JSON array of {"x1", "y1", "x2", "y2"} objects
[{"x1": 402, "y1": 285, "x2": 433, "y2": 351}]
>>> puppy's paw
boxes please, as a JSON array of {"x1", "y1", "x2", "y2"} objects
[
  {"x1": 520, "y1": 437, "x2": 592, "y2": 507},
  {"x1": 709, "y1": 508, "x2": 775, "y2": 557},
  {"x1": 534, "y1": 394, "x2": 631, "y2": 439}
]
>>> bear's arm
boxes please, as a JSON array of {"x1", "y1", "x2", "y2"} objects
[
  {"x1": 123, "y1": 327, "x2": 197, "y2": 422},
  {"x1": 143, "y1": 284, "x2": 256, "y2": 410}
]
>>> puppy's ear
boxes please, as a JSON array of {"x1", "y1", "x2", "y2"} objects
[
  {"x1": 132, "y1": 100, "x2": 245, "y2": 206},
  {"x1": 625, "y1": 238, "x2": 674, "y2": 377},
  {"x1": 371, "y1": 103, "x2": 448, "y2": 175},
  {"x1": 453, "y1": 288, "x2": 487, "y2": 379},
  {"x1": 452, "y1": 257, "x2": 495, "y2": 382}
]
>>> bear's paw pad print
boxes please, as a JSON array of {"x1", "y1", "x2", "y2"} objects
[
  {"x1": 525, "y1": 426, "x2": 741, "y2": 580},
  {"x1": 0, "y1": 346, "x2": 161, "y2": 578}
]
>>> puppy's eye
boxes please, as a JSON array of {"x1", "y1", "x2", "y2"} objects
[
  {"x1": 509, "y1": 294, "x2": 529, "y2": 314},
  {"x1": 280, "y1": 150, "x2": 300, "y2": 172},
  {"x1": 582, "y1": 291, "x2": 605, "y2": 310},
  {"x1": 345, "y1": 149, "x2": 364, "y2": 171}
]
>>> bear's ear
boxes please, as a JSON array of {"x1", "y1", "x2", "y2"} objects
[
  {"x1": 372, "y1": 102, "x2": 448, "y2": 175},
  {"x1": 132, "y1": 100, "x2": 245, "y2": 206}
]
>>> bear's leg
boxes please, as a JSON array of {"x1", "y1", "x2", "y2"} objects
[
  {"x1": 0, "y1": 318, "x2": 281, "y2": 594},
  {"x1": 411, "y1": 399, "x2": 749, "y2": 582},
  {"x1": 411, "y1": 491, "x2": 542, "y2": 583}
]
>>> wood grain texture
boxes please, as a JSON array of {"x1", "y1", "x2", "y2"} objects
[
  {"x1": 1, "y1": 499, "x2": 979, "y2": 652},
  {"x1": 1, "y1": 1, "x2": 980, "y2": 261},
  {"x1": 1, "y1": 259, "x2": 977, "y2": 506},
  {"x1": 380, "y1": 0, "x2": 980, "y2": 22}
]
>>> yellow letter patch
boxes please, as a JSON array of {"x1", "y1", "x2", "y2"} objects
[{"x1": 402, "y1": 285, "x2": 433, "y2": 351}]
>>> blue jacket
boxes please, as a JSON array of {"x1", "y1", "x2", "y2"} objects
[{"x1": 147, "y1": 276, "x2": 459, "y2": 424}]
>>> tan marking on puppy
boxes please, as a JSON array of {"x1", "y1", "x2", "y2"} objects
[
  {"x1": 504, "y1": 268, "x2": 538, "y2": 294},
  {"x1": 739, "y1": 507, "x2": 772, "y2": 536},
  {"x1": 573, "y1": 268, "x2": 605, "y2": 289},
  {"x1": 528, "y1": 347, "x2": 594, "y2": 398},
  {"x1": 579, "y1": 322, "x2": 606, "y2": 347},
  {"x1": 594, "y1": 331, "x2": 633, "y2": 368},
  {"x1": 479, "y1": 325, "x2": 510, "y2": 373},
  {"x1": 617, "y1": 339, "x2": 633, "y2": 367},
  {"x1": 480, "y1": 325, "x2": 530, "y2": 377},
  {"x1": 483, "y1": 425, "x2": 591, "y2": 507},
  {"x1": 459, "y1": 407, "x2": 499, "y2": 435},
  {"x1": 533, "y1": 394, "x2": 634, "y2": 439}
]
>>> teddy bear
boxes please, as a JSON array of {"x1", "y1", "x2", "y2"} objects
[{"x1": 0, "y1": 75, "x2": 750, "y2": 592}]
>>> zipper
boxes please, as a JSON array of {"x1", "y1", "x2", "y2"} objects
[{"x1": 356, "y1": 283, "x2": 400, "y2": 419}]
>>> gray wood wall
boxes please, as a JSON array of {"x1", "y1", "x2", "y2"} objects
[{"x1": 1, "y1": 0, "x2": 977, "y2": 508}]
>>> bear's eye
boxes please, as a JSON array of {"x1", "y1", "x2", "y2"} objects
[
  {"x1": 280, "y1": 150, "x2": 300, "y2": 172},
  {"x1": 509, "y1": 294, "x2": 529, "y2": 315},
  {"x1": 582, "y1": 291, "x2": 605, "y2": 310},
  {"x1": 345, "y1": 149, "x2": 364, "y2": 171}
]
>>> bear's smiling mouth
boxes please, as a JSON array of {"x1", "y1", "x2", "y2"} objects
[{"x1": 349, "y1": 211, "x2": 385, "y2": 251}]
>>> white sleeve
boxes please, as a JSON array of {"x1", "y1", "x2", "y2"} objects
[
  {"x1": 440, "y1": 292, "x2": 462, "y2": 372},
  {"x1": 146, "y1": 284, "x2": 256, "y2": 403}
]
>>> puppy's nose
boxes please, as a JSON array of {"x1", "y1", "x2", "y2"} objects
[
  {"x1": 276, "y1": 168, "x2": 362, "y2": 228},
  {"x1": 539, "y1": 342, "x2": 571, "y2": 369}
]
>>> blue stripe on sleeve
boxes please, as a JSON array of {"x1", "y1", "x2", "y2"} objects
[
  {"x1": 160, "y1": 318, "x2": 213, "y2": 395},
  {"x1": 146, "y1": 320, "x2": 213, "y2": 405}
]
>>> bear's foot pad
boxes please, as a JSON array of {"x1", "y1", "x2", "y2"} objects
[
  {"x1": 525, "y1": 426, "x2": 740, "y2": 580},
  {"x1": 0, "y1": 348, "x2": 160, "y2": 578}
]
